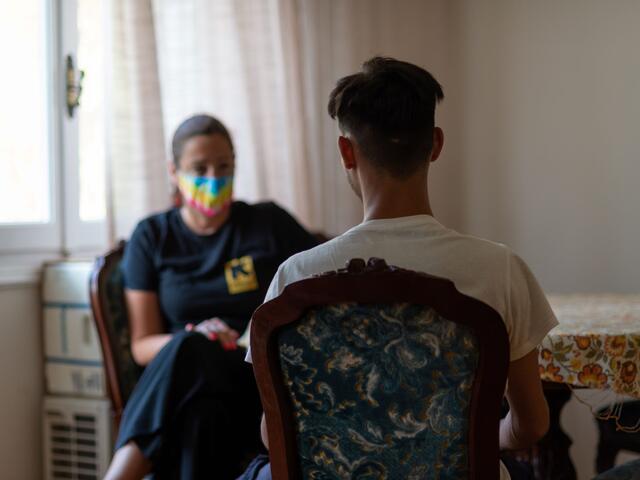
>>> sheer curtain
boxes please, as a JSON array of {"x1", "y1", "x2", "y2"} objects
[
  {"x1": 109, "y1": 0, "x2": 169, "y2": 240},
  {"x1": 108, "y1": 0, "x2": 455, "y2": 240},
  {"x1": 152, "y1": 0, "x2": 327, "y2": 231}
]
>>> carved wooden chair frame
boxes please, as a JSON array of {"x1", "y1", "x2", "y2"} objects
[
  {"x1": 250, "y1": 258, "x2": 510, "y2": 480},
  {"x1": 89, "y1": 240, "x2": 130, "y2": 431}
]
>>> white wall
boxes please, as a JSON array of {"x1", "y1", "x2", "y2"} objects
[
  {"x1": 435, "y1": 0, "x2": 640, "y2": 294},
  {"x1": 300, "y1": 0, "x2": 640, "y2": 293},
  {"x1": 0, "y1": 284, "x2": 43, "y2": 480}
]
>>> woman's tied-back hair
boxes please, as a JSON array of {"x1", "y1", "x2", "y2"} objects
[
  {"x1": 327, "y1": 57, "x2": 444, "y2": 178},
  {"x1": 171, "y1": 114, "x2": 234, "y2": 166}
]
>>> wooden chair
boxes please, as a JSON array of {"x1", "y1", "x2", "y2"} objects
[
  {"x1": 251, "y1": 257, "x2": 510, "y2": 480},
  {"x1": 596, "y1": 400, "x2": 640, "y2": 473},
  {"x1": 89, "y1": 240, "x2": 142, "y2": 432}
]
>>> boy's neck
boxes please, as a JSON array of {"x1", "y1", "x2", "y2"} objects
[
  {"x1": 361, "y1": 173, "x2": 433, "y2": 221},
  {"x1": 364, "y1": 198, "x2": 433, "y2": 222}
]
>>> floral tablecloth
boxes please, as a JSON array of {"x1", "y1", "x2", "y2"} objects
[{"x1": 538, "y1": 294, "x2": 640, "y2": 398}]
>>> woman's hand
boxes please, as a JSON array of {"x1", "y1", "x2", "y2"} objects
[{"x1": 187, "y1": 318, "x2": 239, "y2": 350}]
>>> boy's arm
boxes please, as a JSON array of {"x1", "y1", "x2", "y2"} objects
[
  {"x1": 261, "y1": 413, "x2": 269, "y2": 450},
  {"x1": 500, "y1": 348, "x2": 550, "y2": 450}
]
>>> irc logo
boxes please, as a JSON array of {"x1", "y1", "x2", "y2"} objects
[{"x1": 224, "y1": 256, "x2": 259, "y2": 294}]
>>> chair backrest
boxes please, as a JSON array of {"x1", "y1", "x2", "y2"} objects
[
  {"x1": 251, "y1": 258, "x2": 509, "y2": 480},
  {"x1": 89, "y1": 240, "x2": 142, "y2": 428}
]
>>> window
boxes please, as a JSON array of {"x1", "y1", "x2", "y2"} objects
[
  {"x1": 60, "y1": 0, "x2": 109, "y2": 251},
  {"x1": 77, "y1": 0, "x2": 107, "y2": 223},
  {"x1": 0, "y1": 0, "x2": 52, "y2": 225},
  {"x1": 0, "y1": 0, "x2": 108, "y2": 268},
  {"x1": 0, "y1": 0, "x2": 60, "y2": 254}
]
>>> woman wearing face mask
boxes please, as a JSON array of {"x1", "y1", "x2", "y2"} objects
[{"x1": 104, "y1": 114, "x2": 318, "y2": 480}]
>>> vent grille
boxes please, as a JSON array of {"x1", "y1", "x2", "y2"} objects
[{"x1": 43, "y1": 397, "x2": 111, "y2": 480}]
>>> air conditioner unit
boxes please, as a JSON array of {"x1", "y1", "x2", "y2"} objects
[
  {"x1": 42, "y1": 261, "x2": 107, "y2": 397},
  {"x1": 43, "y1": 396, "x2": 112, "y2": 480}
]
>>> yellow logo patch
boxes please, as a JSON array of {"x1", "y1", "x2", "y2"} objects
[{"x1": 224, "y1": 256, "x2": 259, "y2": 294}]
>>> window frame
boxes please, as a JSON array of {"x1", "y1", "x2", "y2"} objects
[
  {"x1": 0, "y1": 0, "x2": 110, "y2": 284},
  {"x1": 0, "y1": 0, "x2": 63, "y2": 253},
  {"x1": 59, "y1": 0, "x2": 109, "y2": 253}
]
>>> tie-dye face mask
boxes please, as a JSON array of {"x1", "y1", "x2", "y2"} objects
[{"x1": 178, "y1": 173, "x2": 233, "y2": 217}]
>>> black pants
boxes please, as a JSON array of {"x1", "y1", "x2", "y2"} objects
[
  {"x1": 237, "y1": 456, "x2": 533, "y2": 480},
  {"x1": 501, "y1": 455, "x2": 534, "y2": 480},
  {"x1": 235, "y1": 454, "x2": 270, "y2": 480},
  {"x1": 116, "y1": 332, "x2": 263, "y2": 479}
]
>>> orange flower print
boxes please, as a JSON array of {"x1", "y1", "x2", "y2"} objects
[
  {"x1": 539, "y1": 363, "x2": 563, "y2": 383},
  {"x1": 540, "y1": 349, "x2": 553, "y2": 361},
  {"x1": 575, "y1": 336, "x2": 592, "y2": 350},
  {"x1": 605, "y1": 336, "x2": 627, "y2": 358},
  {"x1": 621, "y1": 361, "x2": 637, "y2": 385},
  {"x1": 577, "y1": 364, "x2": 608, "y2": 387}
]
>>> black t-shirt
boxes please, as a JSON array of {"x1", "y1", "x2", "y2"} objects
[{"x1": 122, "y1": 201, "x2": 318, "y2": 334}]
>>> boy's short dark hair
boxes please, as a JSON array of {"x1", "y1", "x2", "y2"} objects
[{"x1": 328, "y1": 57, "x2": 444, "y2": 178}]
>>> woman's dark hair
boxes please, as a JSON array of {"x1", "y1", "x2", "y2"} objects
[
  {"x1": 328, "y1": 57, "x2": 444, "y2": 178},
  {"x1": 171, "y1": 114, "x2": 234, "y2": 166}
]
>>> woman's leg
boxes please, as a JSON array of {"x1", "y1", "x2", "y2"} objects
[
  {"x1": 111, "y1": 332, "x2": 262, "y2": 478},
  {"x1": 104, "y1": 441, "x2": 152, "y2": 480}
]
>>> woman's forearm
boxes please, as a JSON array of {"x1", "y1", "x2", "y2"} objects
[{"x1": 131, "y1": 334, "x2": 173, "y2": 366}]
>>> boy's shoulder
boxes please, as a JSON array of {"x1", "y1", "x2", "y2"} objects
[{"x1": 278, "y1": 238, "x2": 341, "y2": 278}]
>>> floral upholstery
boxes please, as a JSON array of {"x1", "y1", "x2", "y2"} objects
[
  {"x1": 593, "y1": 459, "x2": 640, "y2": 480},
  {"x1": 277, "y1": 302, "x2": 479, "y2": 479},
  {"x1": 104, "y1": 260, "x2": 142, "y2": 403}
]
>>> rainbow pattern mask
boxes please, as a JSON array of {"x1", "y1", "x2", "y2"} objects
[{"x1": 178, "y1": 173, "x2": 233, "y2": 217}]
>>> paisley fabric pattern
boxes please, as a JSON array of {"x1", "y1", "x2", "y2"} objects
[
  {"x1": 105, "y1": 262, "x2": 142, "y2": 402},
  {"x1": 277, "y1": 302, "x2": 479, "y2": 479}
]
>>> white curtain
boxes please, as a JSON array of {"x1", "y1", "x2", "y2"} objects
[
  {"x1": 108, "y1": 0, "x2": 456, "y2": 240},
  {"x1": 152, "y1": 0, "x2": 327, "y2": 231},
  {"x1": 108, "y1": 0, "x2": 169, "y2": 240}
]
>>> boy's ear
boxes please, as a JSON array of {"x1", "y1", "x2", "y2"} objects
[
  {"x1": 338, "y1": 135, "x2": 357, "y2": 170},
  {"x1": 429, "y1": 127, "x2": 445, "y2": 163}
]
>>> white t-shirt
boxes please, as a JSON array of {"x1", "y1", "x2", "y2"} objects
[{"x1": 247, "y1": 214, "x2": 558, "y2": 480}]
